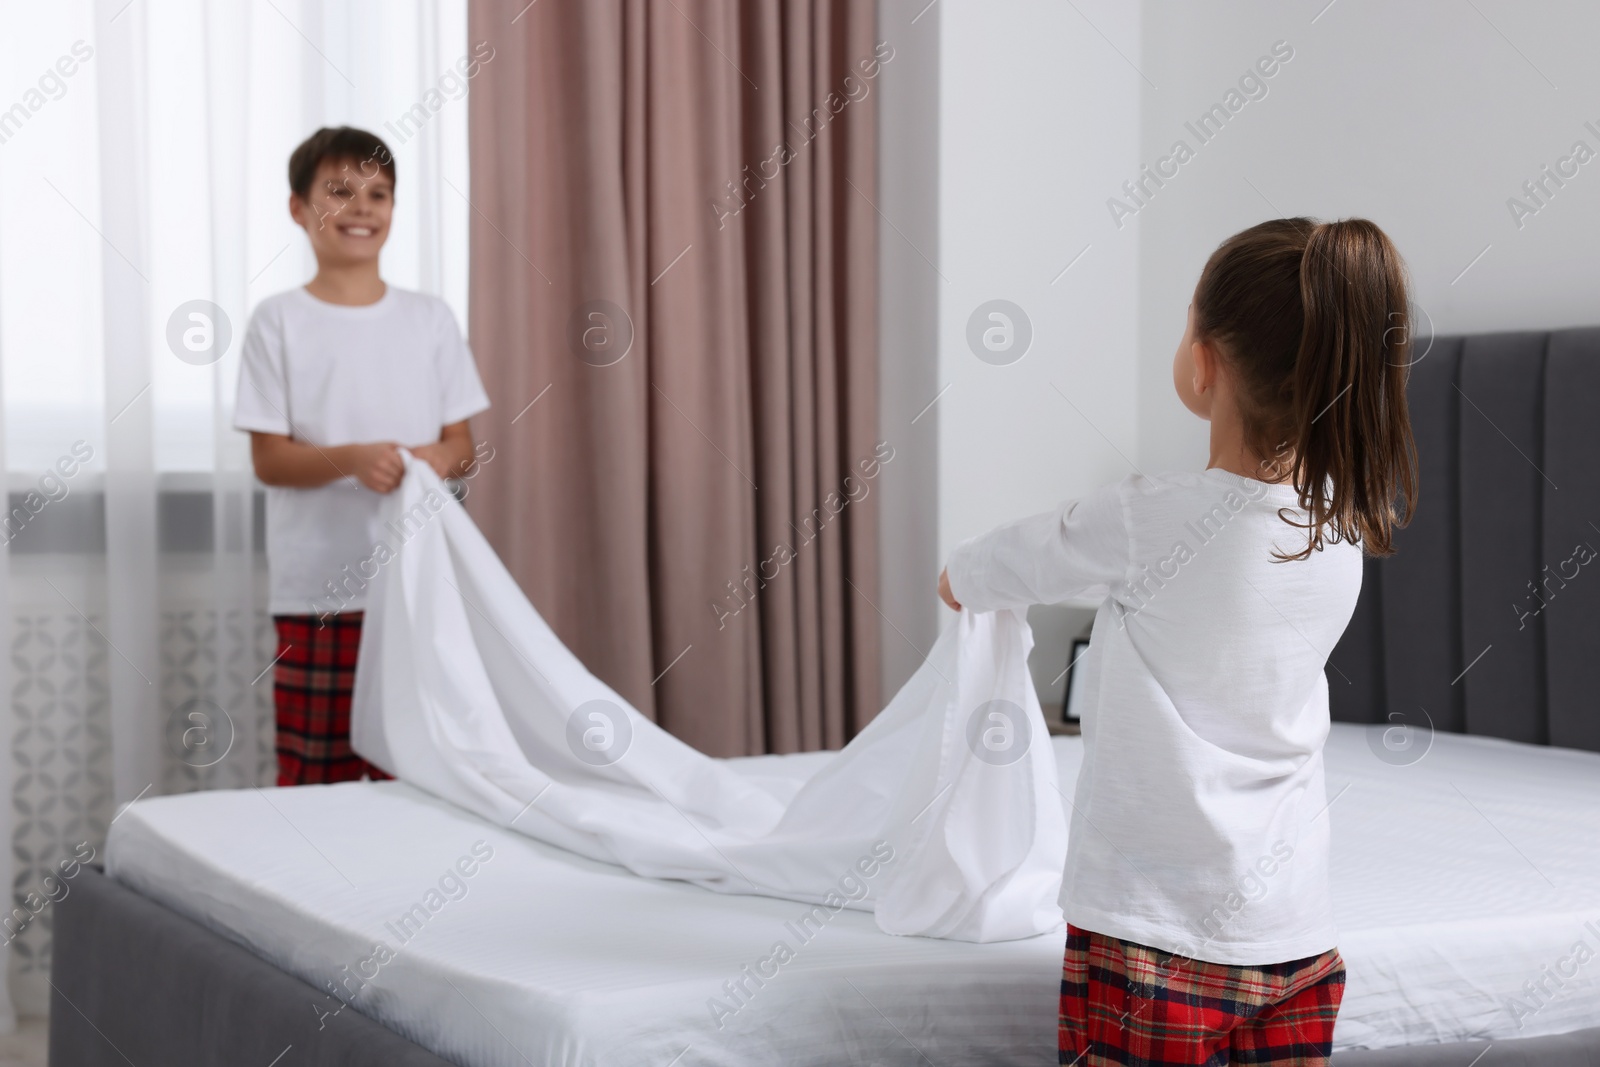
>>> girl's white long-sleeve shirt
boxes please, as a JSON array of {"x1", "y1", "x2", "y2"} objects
[{"x1": 946, "y1": 469, "x2": 1363, "y2": 965}]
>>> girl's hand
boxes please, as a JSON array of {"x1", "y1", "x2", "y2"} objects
[{"x1": 938, "y1": 568, "x2": 962, "y2": 612}]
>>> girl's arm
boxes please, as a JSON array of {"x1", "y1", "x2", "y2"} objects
[
  {"x1": 938, "y1": 568, "x2": 962, "y2": 611},
  {"x1": 941, "y1": 480, "x2": 1131, "y2": 613}
]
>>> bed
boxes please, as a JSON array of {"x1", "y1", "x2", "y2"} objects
[
  {"x1": 53, "y1": 725, "x2": 1600, "y2": 1066},
  {"x1": 51, "y1": 326, "x2": 1600, "y2": 1065}
]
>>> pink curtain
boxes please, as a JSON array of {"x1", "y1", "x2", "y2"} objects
[{"x1": 466, "y1": 0, "x2": 882, "y2": 756}]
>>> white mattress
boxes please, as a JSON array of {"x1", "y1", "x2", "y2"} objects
[{"x1": 106, "y1": 724, "x2": 1600, "y2": 1063}]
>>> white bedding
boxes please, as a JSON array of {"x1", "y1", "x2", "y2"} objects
[
  {"x1": 1322, "y1": 723, "x2": 1600, "y2": 1049},
  {"x1": 107, "y1": 724, "x2": 1600, "y2": 1063},
  {"x1": 350, "y1": 457, "x2": 1066, "y2": 943}
]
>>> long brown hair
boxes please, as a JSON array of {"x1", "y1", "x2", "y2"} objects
[{"x1": 1192, "y1": 217, "x2": 1418, "y2": 559}]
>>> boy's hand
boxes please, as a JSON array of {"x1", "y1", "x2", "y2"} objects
[
  {"x1": 938, "y1": 568, "x2": 962, "y2": 612},
  {"x1": 409, "y1": 442, "x2": 455, "y2": 479},
  {"x1": 409, "y1": 422, "x2": 475, "y2": 481},
  {"x1": 345, "y1": 442, "x2": 405, "y2": 493}
]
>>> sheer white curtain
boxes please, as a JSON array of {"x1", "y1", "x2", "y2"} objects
[{"x1": 0, "y1": 0, "x2": 470, "y2": 1022}]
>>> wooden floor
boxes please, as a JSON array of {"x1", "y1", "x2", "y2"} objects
[{"x1": 0, "y1": 1018, "x2": 46, "y2": 1067}]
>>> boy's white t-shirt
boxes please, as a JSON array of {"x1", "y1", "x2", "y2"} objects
[
  {"x1": 234, "y1": 286, "x2": 490, "y2": 616},
  {"x1": 946, "y1": 469, "x2": 1363, "y2": 966}
]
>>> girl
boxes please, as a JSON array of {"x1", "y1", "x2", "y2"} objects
[{"x1": 939, "y1": 218, "x2": 1416, "y2": 1066}]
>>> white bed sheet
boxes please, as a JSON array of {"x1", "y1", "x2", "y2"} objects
[
  {"x1": 1322, "y1": 723, "x2": 1600, "y2": 1049},
  {"x1": 349, "y1": 457, "x2": 1067, "y2": 944},
  {"x1": 106, "y1": 724, "x2": 1600, "y2": 1063}
]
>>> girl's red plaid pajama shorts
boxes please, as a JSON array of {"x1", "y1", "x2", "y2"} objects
[
  {"x1": 272, "y1": 613, "x2": 392, "y2": 786},
  {"x1": 1060, "y1": 924, "x2": 1346, "y2": 1066}
]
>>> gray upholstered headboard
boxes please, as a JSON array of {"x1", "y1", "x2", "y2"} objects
[{"x1": 1328, "y1": 326, "x2": 1600, "y2": 754}]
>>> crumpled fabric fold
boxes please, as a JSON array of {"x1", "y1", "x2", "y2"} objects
[{"x1": 352, "y1": 456, "x2": 1065, "y2": 942}]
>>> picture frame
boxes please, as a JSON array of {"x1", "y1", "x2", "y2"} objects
[{"x1": 1061, "y1": 636, "x2": 1092, "y2": 725}]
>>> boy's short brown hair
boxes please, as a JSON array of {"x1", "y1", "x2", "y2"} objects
[{"x1": 288, "y1": 126, "x2": 396, "y2": 200}]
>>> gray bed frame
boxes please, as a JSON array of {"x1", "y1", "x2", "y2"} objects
[
  {"x1": 49, "y1": 327, "x2": 1600, "y2": 1065},
  {"x1": 1327, "y1": 326, "x2": 1600, "y2": 753}
]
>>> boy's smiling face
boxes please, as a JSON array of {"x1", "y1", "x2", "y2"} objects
[{"x1": 290, "y1": 156, "x2": 393, "y2": 267}]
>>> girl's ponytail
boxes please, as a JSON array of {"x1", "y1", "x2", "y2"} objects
[
  {"x1": 1291, "y1": 219, "x2": 1417, "y2": 558},
  {"x1": 1192, "y1": 217, "x2": 1418, "y2": 559}
]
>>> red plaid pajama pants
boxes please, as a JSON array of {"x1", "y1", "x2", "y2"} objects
[
  {"x1": 272, "y1": 613, "x2": 392, "y2": 786},
  {"x1": 1060, "y1": 925, "x2": 1345, "y2": 1066}
]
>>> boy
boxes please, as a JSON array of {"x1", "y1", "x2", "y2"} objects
[{"x1": 235, "y1": 126, "x2": 489, "y2": 786}]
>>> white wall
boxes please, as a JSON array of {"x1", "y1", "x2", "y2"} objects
[
  {"x1": 1137, "y1": 0, "x2": 1600, "y2": 471},
  {"x1": 893, "y1": 0, "x2": 1600, "y2": 704},
  {"x1": 934, "y1": 0, "x2": 1143, "y2": 699},
  {"x1": 876, "y1": 0, "x2": 943, "y2": 700}
]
